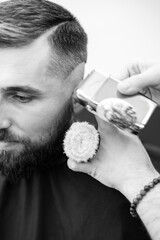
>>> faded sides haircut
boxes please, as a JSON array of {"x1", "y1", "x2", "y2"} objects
[{"x1": 0, "y1": 0, "x2": 88, "y2": 79}]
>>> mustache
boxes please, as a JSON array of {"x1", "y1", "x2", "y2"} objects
[{"x1": 0, "y1": 129, "x2": 30, "y2": 144}]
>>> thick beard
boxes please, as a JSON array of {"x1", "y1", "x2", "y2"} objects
[{"x1": 0, "y1": 100, "x2": 73, "y2": 183}]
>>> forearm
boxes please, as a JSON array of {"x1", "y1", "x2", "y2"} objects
[{"x1": 121, "y1": 171, "x2": 160, "y2": 240}]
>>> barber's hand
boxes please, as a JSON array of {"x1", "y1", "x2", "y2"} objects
[
  {"x1": 117, "y1": 62, "x2": 160, "y2": 105},
  {"x1": 67, "y1": 117, "x2": 159, "y2": 201}
]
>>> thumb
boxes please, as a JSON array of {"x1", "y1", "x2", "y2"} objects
[
  {"x1": 67, "y1": 158, "x2": 97, "y2": 177},
  {"x1": 117, "y1": 71, "x2": 154, "y2": 95}
]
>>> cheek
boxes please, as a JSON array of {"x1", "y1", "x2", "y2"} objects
[
  {"x1": 11, "y1": 102, "x2": 62, "y2": 140},
  {"x1": 25, "y1": 113, "x2": 54, "y2": 137}
]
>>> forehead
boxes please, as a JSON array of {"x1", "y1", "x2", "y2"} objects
[{"x1": 0, "y1": 35, "x2": 56, "y2": 89}]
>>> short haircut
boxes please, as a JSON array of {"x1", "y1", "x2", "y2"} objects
[{"x1": 0, "y1": 0, "x2": 88, "y2": 78}]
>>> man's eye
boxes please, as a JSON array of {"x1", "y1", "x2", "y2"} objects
[{"x1": 12, "y1": 95, "x2": 32, "y2": 103}]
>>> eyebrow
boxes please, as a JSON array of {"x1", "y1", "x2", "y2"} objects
[{"x1": 2, "y1": 86, "x2": 43, "y2": 96}]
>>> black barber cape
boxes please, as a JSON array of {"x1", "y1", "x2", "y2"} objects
[{"x1": 0, "y1": 155, "x2": 152, "y2": 240}]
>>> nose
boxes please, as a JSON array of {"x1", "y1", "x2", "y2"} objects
[
  {"x1": 0, "y1": 96, "x2": 12, "y2": 129},
  {"x1": 0, "y1": 108, "x2": 11, "y2": 129},
  {"x1": 0, "y1": 118, "x2": 11, "y2": 129}
]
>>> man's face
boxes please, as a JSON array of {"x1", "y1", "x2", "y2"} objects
[{"x1": 0, "y1": 35, "x2": 77, "y2": 182}]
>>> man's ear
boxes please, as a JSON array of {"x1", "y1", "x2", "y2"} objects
[
  {"x1": 72, "y1": 93, "x2": 84, "y2": 114},
  {"x1": 66, "y1": 62, "x2": 85, "y2": 88},
  {"x1": 66, "y1": 62, "x2": 85, "y2": 113}
]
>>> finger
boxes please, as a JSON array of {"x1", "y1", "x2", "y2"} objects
[
  {"x1": 115, "y1": 61, "x2": 141, "y2": 81},
  {"x1": 115, "y1": 66, "x2": 130, "y2": 81},
  {"x1": 67, "y1": 158, "x2": 96, "y2": 176},
  {"x1": 95, "y1": 115, "x2": 119, "y2": 135},
  {"x1": 117, "y1": 69, "x2": 157, "y2": 95}
]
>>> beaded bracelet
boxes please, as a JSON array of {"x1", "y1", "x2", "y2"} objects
[{"x1": 130, "y1": 176, "x2": 160, "y2": 218}]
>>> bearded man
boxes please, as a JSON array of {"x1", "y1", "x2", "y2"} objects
[{"x1": 0, "y1": 1, "x2": 150, "y2": 239}]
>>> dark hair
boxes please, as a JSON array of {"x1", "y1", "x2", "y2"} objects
[{"x1": 0, "y1": 0, "x2": 88, "y2": 78}]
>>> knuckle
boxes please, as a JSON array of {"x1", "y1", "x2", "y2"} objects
[{"x1": 89, "y1": 166, "x2": 98, "y2": 178}]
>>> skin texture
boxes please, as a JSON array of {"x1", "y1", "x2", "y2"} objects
[
  {"x1": 0, "y1": 35, "x2": 69, "y2": 144},
  {"x1": 0, "y1": 31, "x2": 85, "y2": 181}
]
